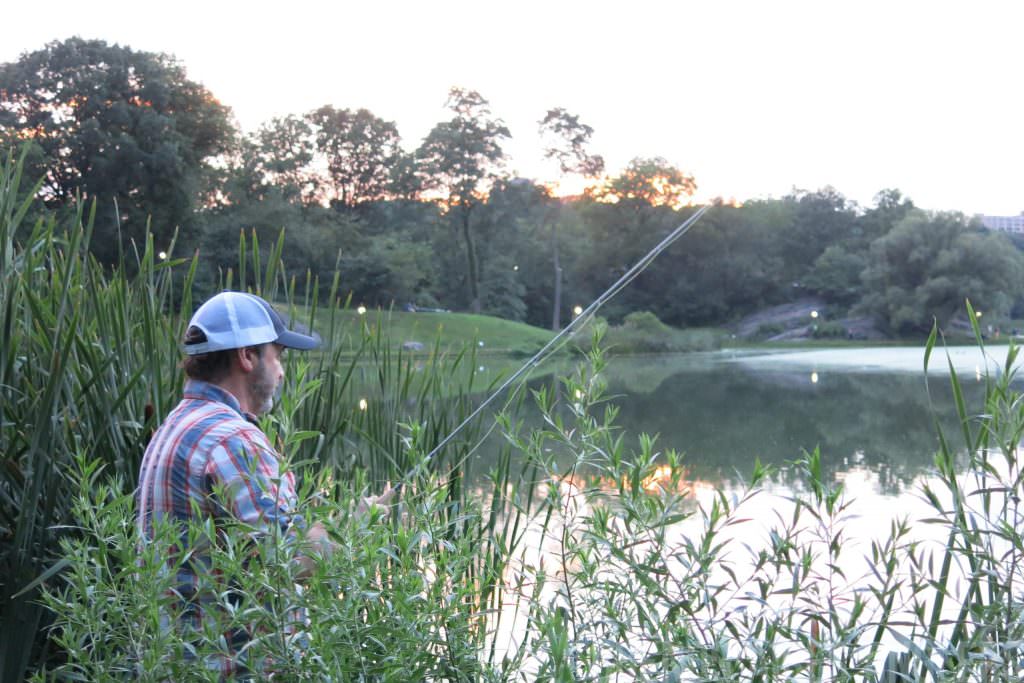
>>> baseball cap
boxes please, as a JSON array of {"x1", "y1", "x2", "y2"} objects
[{"x1": 183, "y1": 291, "x2": 320, "y2": 355}]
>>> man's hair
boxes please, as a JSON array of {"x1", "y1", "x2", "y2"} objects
[
  {"x1": 181, "y1": 326, "x2": 233, "y2": 382},
  {"x1": 181, "y1": 326, "x2": 267, "y2": 382}
]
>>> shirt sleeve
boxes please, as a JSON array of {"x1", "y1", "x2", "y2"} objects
[{"x1": 204, "y1": 428, "x2": 304, "y2": 535}]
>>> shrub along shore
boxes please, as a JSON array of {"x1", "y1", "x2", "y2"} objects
[{"x1": 4, "y1": 151, "x2": 1024, "y2": 680}]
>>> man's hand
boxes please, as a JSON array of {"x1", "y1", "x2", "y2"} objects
[
  {"x1": 295, "y1": 520, "x2": 335, "y2": 580},
  {"x1": 307, "y1": 520, "x2": 334, "y2": 553},
  {"x1": 356, "y1": 484, "x2": 399, "y2": 517}
]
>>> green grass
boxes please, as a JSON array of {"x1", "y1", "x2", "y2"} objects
[
  {"x1": 307, "y1": 308, "x2": 725, "y2": 360},
  {"x1": 310, "y1": 307, "x2": 559, "y2": 358}
]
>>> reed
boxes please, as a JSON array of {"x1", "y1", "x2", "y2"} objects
[
  {"x1": 0, "y1": 147, "x2": 198, "y2": 680},
  {"x1": 0, "y1": 149, "x2": 513, "y2": 679}
]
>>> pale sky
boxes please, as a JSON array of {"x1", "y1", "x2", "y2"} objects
[{"x1": 4, "y1": 0, "x2": 1023, "y2": 215}]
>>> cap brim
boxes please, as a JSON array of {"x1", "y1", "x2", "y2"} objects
[{"x1": 277, "y1": 329, "x2": 321, "y2": 351}]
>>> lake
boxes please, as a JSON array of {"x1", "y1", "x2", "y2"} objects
[
  {"x1": 471, "y1": 345, "x2": 1002, "y2": 494},
  {"x1": 596, "y1": 345, "x2": 1001, "y2": 492}
]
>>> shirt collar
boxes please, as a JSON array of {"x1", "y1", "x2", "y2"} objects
[{"x1": 182, "y1": 379, "x2": 259, "y2": 424}]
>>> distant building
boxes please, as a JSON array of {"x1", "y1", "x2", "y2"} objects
[{"x1": 981, "y1": 212, "x2": 1024, "y2": 234}]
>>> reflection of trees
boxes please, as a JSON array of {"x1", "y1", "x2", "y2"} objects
[{"x1": 604, "y1": 366, "x2": 985, "y2": 495}]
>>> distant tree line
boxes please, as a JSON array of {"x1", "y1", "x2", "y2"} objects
[{"x1": 3, "y1": 37, "x2": 1022, "y2": 336}]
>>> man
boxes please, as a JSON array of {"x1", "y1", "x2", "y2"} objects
[{"x1": 136, "y1": 291, "x2": 391, "y2": 676}]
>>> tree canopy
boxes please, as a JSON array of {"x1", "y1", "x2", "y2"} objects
[
  {"x1": 0, "y1": 37, "x2": 232, "y2": 261},
  {"x1": 860, "y1": 212, "x2": 1024, "y2": 334},
  {"x1": 308, "y1": 106, "x2": 401, "y2": 208},
  {"x1": 598, "y1": 157, "x2": 696, "y2": 208},
  {"x1": 417, "y1": 87, "x2": 510, "y2": 313},
  {"x1": 4, "y1": 38, "x2": 1023, "y2": 336}
]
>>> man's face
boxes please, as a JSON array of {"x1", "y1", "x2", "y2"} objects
[{"x1": 249, "y1": 344, "x2": 285, "y2": 415}]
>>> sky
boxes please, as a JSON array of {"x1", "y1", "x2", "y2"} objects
[{"x1": 4, "y1": 0, "x2": 1023, "y2": 215}]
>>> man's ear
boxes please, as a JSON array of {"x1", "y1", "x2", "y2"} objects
[{"x1": 235, "y1": 346, "x2": 260, "y2": 374}]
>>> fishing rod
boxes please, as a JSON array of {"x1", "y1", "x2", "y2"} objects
[{"x1": 393, "y1": 204, "x2": 710, "y2": 491}]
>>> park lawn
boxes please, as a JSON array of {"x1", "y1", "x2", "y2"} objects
[{"x1": 308, "y1": 307, "x2": 560, "y2": 357}]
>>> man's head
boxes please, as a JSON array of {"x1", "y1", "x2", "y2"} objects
[{"x1": 181, "y1": 292, "x2": 320, "y2": 414}]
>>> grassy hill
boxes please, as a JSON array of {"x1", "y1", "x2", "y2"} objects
[
  {"x1": 309, "y1": 307, "x2": 559, "y2": 357},
  {"x1": 299, "y1": 305, "x2": 727, "y2": 359}
]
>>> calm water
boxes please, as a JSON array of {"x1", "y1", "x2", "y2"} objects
[
  {"x1": 469, "y1": 345, "x2": 1013, "y2": 499},
  {"x1": 596, "y1": 346, "x2": 1001, "y2": 494}
]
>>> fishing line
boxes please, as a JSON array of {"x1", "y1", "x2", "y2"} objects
[{"x1": 396, "y1": 204, "x2": 710, "y2": 490}]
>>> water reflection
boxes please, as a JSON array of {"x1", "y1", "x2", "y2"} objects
[
  {"x1": 457, "y1": 348, "x2": 999, "y2": 499},
  {"x1": 601, "y1": 361, "x2": 985, "y2": 495},
  {"x1": 504, "y1": 347, "x2": 1005, "y2": 497}
]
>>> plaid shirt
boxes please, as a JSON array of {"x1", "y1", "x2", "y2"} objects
[{"x1": 136, "y1": 379, "x2": 304, "y2": 676}]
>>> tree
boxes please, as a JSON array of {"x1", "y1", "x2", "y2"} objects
[
  {"x1": 777, "y1": 187, "x2": 856, "y2": 286},
  {"x1": 598, "y1": 157, "x2": 696, "y2": 208},
  {"x1": 805, "y1": 244, "x2": 867, "y2": 306},
  {"x1": 859, "y1": 211, "x2": 1024, "y2": 334},
  {"x1": 307, "y1": 106, "x2": 401, "y2": 208},
  {"x1": 417, "y1": 87, "x2": 510, "y2": 313},
  {"x1": 476, "y1": 178, "x2": 552, "y2": 323},
  {"x1": 538, "y1": 108, "x2": 604, "y2": 330},
  {"x1": 0, "y1": 38, "x2": 233, "y2": 262},
  {"x1": 573, "y1": 158, "x2": 696, "y2": 318},
  {"x1": 858, "y1": 188, "x2": 915, "y2": 246},
  {"x1": 539, "y1": 108, "x2": 605, "y2": 179},
  {"x1": 250, "y1": 115, "x2": 319, "y2": 203},
  {"x1": 387, "y1": 151, "x2": 423, "y2": 201},
  {"x1": 803, "y1": 189, "x2": 915, "y2": 308}
]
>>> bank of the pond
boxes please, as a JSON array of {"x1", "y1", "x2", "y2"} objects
[{"x1": 306, "y1": 303, "x2": 1001, "y2": 361}]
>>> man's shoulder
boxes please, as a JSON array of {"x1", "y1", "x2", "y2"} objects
[
  {"x1": 170, "y1": 399, "x2": 266, "y2": 445},
  {"x1": 194, "y1": 403, "x2": 264, "y2": 438}
]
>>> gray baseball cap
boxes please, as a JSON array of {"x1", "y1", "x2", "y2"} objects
[{"x1": 183, "y1": 292, "x2": 320, "y2": 355}]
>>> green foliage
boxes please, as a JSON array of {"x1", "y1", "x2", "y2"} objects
[
  {"x1": 0, "y1": 148, "x2": 187, "y2": 682},
  {"x1": 806, "y1": 243, "x2": 868, "y2": 306},
  {"x1": 777, "y1": 186, "x2": 856, "y2": 283},
  {"x1": 416, "y1": 88, "x2": 510, "y2": 210},
  {"x1": 307, "y1": 106, "x2": 402, "y2": 208},
  {"x1": 596, "y1": 310, "x2": 722, "y2": 353},
  {"x1": 811, "y1": 320, "x2": 848, "y2": 338},
  {"x1": 596, "y1": 156, "x2": 696, "y2": 208},
  {"x1": 0, "y1": 150, "x2": 509, "y2": 679},
  {"x1": 416, "y1": 87, "x2": 510, "y2": 313},
  {"x1": 505, "y1": 323, "x2": 1024, "y2": 680},
  {"x1": 10, "y1": 146, "x2": 1024, "y2": 679},
  {"x1": 6, "y1": 37, "x2": 1022, "y2": 333},
  {"x1": 622, "y1": 310, "x2": 672, "y2": 334},
  {"x1": 860, "y1": 211, "x2": 1024, "y2": 334},
  {"x1": 538, "y1": 108, "x2": 604, "y2": 178},
  {"x1": 248, "y1": 115, "x2": 320, "y2": 202},
  {"x1": 0, "y1": 38, "x2": 233, "y2": 264},
  {"x1": 37, "y1": 452, "x2": 497, "y2": 681}
]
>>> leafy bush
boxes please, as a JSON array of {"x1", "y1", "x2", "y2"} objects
[
  {"x1": 812, "y1": 320, "x2": 848, "y2": 338},
  {"x1": 622, "y1": 310, "x2": 673, "y2": 335},
  {"x1": 0, "y1": 149, "x2": 505, "y2": 680},
  {"x1": 38, "y1": 453, "x2": 494, "y2": 681},
  {"x1": 756, "y1": 321, "x2": 785, "y2": 338},
  {"x1": 591, "y1": 310, "x2": 722, "y2": 353}
]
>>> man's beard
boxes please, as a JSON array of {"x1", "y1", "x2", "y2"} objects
[{"x1": 249, "y1": 360, "x2": 281, "y2": 415}]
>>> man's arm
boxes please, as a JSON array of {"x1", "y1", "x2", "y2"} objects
[
  {"x1": 295, "y1": 486, "x2": 399, "y2": 578},
  {"x1": 207, "y1": 433, "x2": 398, "y2": 580}
]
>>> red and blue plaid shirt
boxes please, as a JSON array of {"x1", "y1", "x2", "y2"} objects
[{"x1": 136, "y1": 379, "x2": 304, "y2": 675}]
